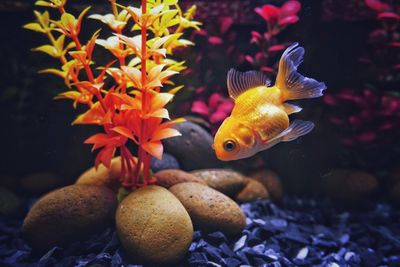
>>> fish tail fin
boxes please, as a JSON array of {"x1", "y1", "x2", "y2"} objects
[
  {"x1": 282, "y1": 120, "x2": 314, "y2": 142},
  {"x1": 276, "y1": 43, "x2": 326, "y2": 101}
]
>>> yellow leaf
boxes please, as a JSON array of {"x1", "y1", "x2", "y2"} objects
[
  {"x1": 168, "y1": 85, "x2": 184, "y2": 95},
  {"x1": 61, "y1": 12, "x2": 76, "y2": 29},
  {"x1": 35, "y1": 0, "x2": 52, "y2": 7},
  {"x1": 32, "y1": 45, "x2": 59, "y2": 58},
  {"x1": 23, "y1": 23, "x2": 45, "y2": 33}
]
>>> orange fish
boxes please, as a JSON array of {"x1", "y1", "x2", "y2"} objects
[{"x1": 213, "y1": 43, "x2": 326, "y2": 161}]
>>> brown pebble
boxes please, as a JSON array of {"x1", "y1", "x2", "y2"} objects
[
  {"x1": 116, "y1": 186, "x2": 193, "y2": 265},
  {"x1": 236, "y1": 178, "x2": 269, "y2": 203},
  {"x1": 76, "y1": 157, "x2": 124, "y2": 191},
  {"x1": 170, "y1": 182, "x2": 246, "y2": 235},
  {"x1": 155, "y1": 169, "x2": 207, "y2": 188},
  {"x1": 322, "y1": 169, "x2": 378, "y2": 202},
  {"x1": 249, "y1": 169, "x2": 284, "y2": 201},
  {"x1": 22, "y1": 185, "x2": 117, "y2": 252},
  {"x1": 191, "y1": 169, "x2": 246, "y2": 197}
]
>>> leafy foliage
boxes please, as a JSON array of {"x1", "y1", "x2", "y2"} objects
[{"x1": 25, "y1": 0, "x2": 200, "y2": 188}]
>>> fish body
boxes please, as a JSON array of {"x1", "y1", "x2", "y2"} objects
[{"x1": 213, "y1": 43, "x2": 326, "y2": 161}]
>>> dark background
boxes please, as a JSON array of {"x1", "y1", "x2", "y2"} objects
[{"x1": 0, "y1": 0, "x2": 398, "y2": 190}]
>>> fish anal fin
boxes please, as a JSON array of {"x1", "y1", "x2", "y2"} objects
[
  {"x1": 227, "y1": 69, "x2": 271, "y2": 100},
  {"x1": 282, "y1": 103, "x2": 302, "y2": 115}
]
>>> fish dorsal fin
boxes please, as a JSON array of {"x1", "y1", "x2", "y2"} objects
[{"x1": 227, "y1": 69, "x2": 271, "y2": 100}]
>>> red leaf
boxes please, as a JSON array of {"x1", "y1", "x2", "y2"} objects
[
  {"x1": 112, "y1": 126, "x2": 134, "y2": 140},
  {"x1": 210, "y1": 111, "x2": 229, "y2": 124},
  {"x1": 95, "y1": 145, "x2": 116, "y2": 168},
  {"x1": 255, "y1": 5, "x2": 280, "y2": 25},
  {"x1": 208, "y1": 36, "x2": 223, "y2": 45},
  {"x1": 261, "y1": 66, "x2": 274, "y2": 73},
  {"x1": 191, "y1": 100, "x2": 209, "y2": 116},
  {"x1": 245, "y1": 55, "x2": 254, "y2": 64},
  {"x1": 142, "y1": 141, "x2": 163, "y2": 160},
  {"x1": 377, "y1": 12, "x2": 400, "y2": 21},
  {"x1": 208, "y1": 93, "x2": 222, "y2": 109},
  {"x1": 268, "y1": 44, "x2": 286, "y2": 52},
  {"x1": 357, "y1": 132, "x2": 376, "y2": 142},
  {"x1": 278, "y1": 15, "x2": 299, "y2": 26},
  {"x1": 280, "y1": 1, "x2": 301, "y2": 17},
  {"x1": 365, "y1": 0, "x2": 390, "y2": 13},
  {"x1": 219, "y1": 16, "x2": 233, "y2": 34}
]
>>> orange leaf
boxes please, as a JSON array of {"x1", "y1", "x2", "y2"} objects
[
  {"x1": 147, "y1": 108, "x2": 170, "y2": 119},
  {"x1": 142, "y1": 141, "x2": 163, "y2": 160},
  {"x1": 150, "y1": 92, "x2": 173, "y2": 111},
  {"x1": 72, "y1": 102, "x2": 105, "y2": 125},
  {"x1": 152, "y1": 128, "x2": 181, "y2": 141},
  {"x1": 112, "y1": 126, "x2": 134, "y2": 140},
  {"x1": 95, "y1": 145, "x2": 115, "y2": 168}
]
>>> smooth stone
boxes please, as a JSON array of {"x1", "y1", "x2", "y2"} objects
[
  {"x1": 321, "y1": 169, "x2": 379, "y2": 202},
  {"x1": 22, "y1": 185, "x2": 117, "y2": 252},
  {"x1": 0, "y1": 187, "x2": 20, "y2": 216},
  {"x1": 236, "y1": 178, "x2": 269, "y2": 203},
  {"x1": 151, "y1": 153, "x2": 180, "y2": 173},
  {"x1": 76, "y1": 157, "x2": 124, "y2": 192},
  {"x1": 116, "y1": 185, "x2": 193, "y2": 265},
  {"x1": 169, "y1": 182, "x2": 246, "y2": 235},
  {"x1": 191, "y1": 169, "x2": 246, "y2": 197},
  {"x1": 20, "y1": 172, "x2": 62, "y2": 195},
  {"x1": 155, "y1": 169, "x2": 207, "y2": 188},
  {"x1": 249, "y1": 169, "x2": 284, "y2": 201},
  {"x1": 163, "y1": 121, "x2": 221, "y2": 171}
]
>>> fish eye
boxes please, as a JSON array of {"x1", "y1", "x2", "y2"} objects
[{"x1": 223, "y1": 140, "x2": 236, "y2": 152}]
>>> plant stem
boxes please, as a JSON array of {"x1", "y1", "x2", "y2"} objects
[{"x1": 131, "y1": 0, "x2": 150, "y2": 187}]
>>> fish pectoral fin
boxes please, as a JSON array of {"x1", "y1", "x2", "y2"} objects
[
  {"x1": 227, "y1": 68, "x2": 271, "y2": 100},
  {"x1": 264, "y1": 119, "x2": 314, "y2": 145},
  {"x1": 281, "y1": 120, "x2": 314, "y2": 142},
  {"x1": 282, "y1": 103, "x2": 302, "y2": 115}
]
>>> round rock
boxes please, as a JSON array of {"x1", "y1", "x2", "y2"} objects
[
  {"x1": 151, "y1": 153, "x2": 180, "y2": 173},
  {"x1": 22, "y1": 184, "x2": 117, "y2": 252},
  {"x1": 155, "y1": 169, "x2": 207, "y2": 188},
  {"x1": 249, "y1": 169, "x2": 284, "y2": 201},
  {"x1": 191, "y1": 169, "x2": 246, "y2": 197},
  {"x1": 169, "y1": 182, "x2": 246, "y2": 235},
  {"x1": 163, "y1": 121, "x2": 221, "y2": 171},
  {"x1": 116, "y1": 185, "x2": 193, "y2": 266},
  {"x1": 236, "y1": 178, "x2": 269, "y2": 203},
  {"x1": 76, "y1": 157, "x2": 123, "y2": 192},
  {"x1": 321, "y1": 169, "x2": 379, "y2": 202}
]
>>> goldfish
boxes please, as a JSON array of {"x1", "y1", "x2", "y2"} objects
[{"x1": 213, "y1": 43, "x2": 326, "y2": 161}]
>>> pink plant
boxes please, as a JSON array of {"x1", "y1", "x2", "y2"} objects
[
  {"x1": 191, "y1": 93, "x2": 234, "y2": 134},
  {"x1": 247, "y1": 0, "x2": 302, "y2": 74}
]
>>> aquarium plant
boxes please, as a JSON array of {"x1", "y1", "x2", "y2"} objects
[
  {"x1": 24, "y1": 0, "x2": 200, "y2": 189},
  {"x1": 323, "y1": 0, "x2": 400, "y2": 168}
]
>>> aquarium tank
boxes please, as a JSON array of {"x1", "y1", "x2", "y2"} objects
[{"x1": 0, "y1": 0, "x2": 399, "y2": 266}]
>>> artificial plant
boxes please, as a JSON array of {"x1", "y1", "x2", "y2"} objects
[{"x1": 24, "y1": 0, "x2": 200, "y2": 189}]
